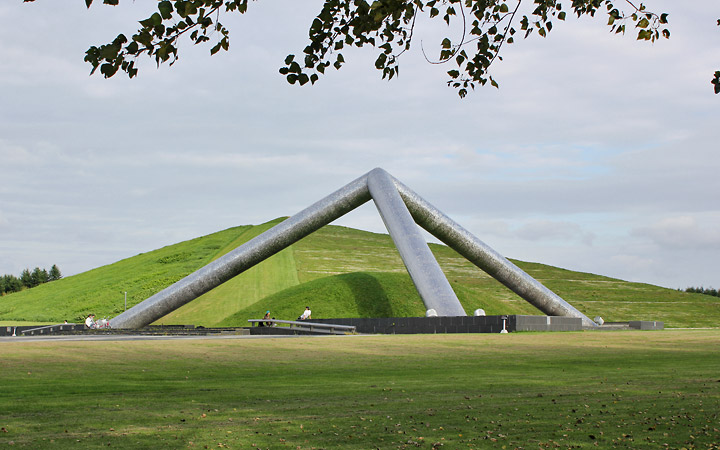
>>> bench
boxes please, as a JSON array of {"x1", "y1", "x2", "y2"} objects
[{"x1": 247, "y1": 319, "x2": 356, "y2": 335}]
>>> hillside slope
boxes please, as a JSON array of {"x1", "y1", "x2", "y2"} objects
[
  {"x1": 1, "y1": 220, "x2": 717, "y2": 328},
  {"x1": 0, "y1": 226, "x2": 252, "y2": 323}
]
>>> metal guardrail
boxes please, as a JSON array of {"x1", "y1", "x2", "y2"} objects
[
  {"x1": 248, "y1": 319, "x2": 356, "y2": 335},
  {"x1": 20, "y1": 323, "x2": 80, "y2": 335}
]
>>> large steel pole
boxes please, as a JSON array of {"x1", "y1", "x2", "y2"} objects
[
  {"x1": 110, "y1": 173, "x2": 372, "y2": 329},
  {"x1": 392, "y1": 176, "x2": 598, "y2": 328},
  {"x1": 367, "y1": 168, "x2": 466, "y2": 316}
]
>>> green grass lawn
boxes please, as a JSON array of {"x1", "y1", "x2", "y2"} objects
[{"x1": 1, "y1": 330, "x2": 718, "y2": 449}]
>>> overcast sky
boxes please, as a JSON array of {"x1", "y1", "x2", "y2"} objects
[{"x1": 1, "y1": 0, "x2": 718, "y2": 290}]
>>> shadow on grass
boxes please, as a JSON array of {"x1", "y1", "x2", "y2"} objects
[{"x1": 342, "y1": 273, "x2": 394, "y2": 317}]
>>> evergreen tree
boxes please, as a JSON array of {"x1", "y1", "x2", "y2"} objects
[
  {"x1": 30, "y1": 267, "x2": 48, "y2": 287},
  {"x1": 3, "y1": 275, "x2": 23, "y2": 294},
  {"x1": 20, "y1": 269, "x2": 33, "y2": 289},
  {"x1": 684, "y1": 286, "x2": 719, "y2": 297},
  {"x1": 49, "y1": 264, "x2": 62, "y2": 281}
]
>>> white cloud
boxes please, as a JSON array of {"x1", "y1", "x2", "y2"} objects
[
  {"x1": 514, "y1": 220, "x2": 596, "y2": 245},
  {"x1": 635, "y1": 216, "x2": 720, "y2": 250}
]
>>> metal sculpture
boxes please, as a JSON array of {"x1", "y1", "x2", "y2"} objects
[{"x1": 110, "y1": 168, "x2": 596, "y2": 329}]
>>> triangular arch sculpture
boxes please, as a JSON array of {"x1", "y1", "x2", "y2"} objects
[{"x1": 110, "y1": 168, "x2": 596, "y2": 328}]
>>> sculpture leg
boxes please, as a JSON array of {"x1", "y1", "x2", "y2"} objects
[
  {"x1": 392, "y1": 176, "x2": 598, "y2": 328},
  {"x1": 110, "y1": 173, "x2": 372, "y2": 329},
  {"x1": 367, "y1": 168, "x2": 466, "y2": 317}
]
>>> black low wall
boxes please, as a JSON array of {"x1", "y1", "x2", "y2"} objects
[
  {"x1": 6, "y1": 316, "x2": 663, "y2": 337},
  {"x1": 511, "y1": 315, "x2": 584, "y2": 332},
  {"x1": 0, "y1": 324, "x2": 85, "y2": 336},
  {"x1": 628, "y1": 320, "x2": 664, "y2": 330},
  {"x1": 283, "y1": 315, "x2": 584, "y2": 334}
]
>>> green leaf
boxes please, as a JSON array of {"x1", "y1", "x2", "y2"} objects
[
  {"x1": 139, "y1": 12, "x2": 162, "y2": 28},
  {"x1": 284, "y1": 54, "x2": 295, "y2": 65},
  {"x1": 499, "y1": 2, "x2": 509, "y2": 13},
  {"x1": 100, "y1": 63, "x2": 118, "y2": 78},
  {"x1": 375, "y1": 53, "x2": 387, "y2": 69},
  {"x1": 334, "y1": 53, "x2": 345, "y2": 70},
  {"x1": 520, "y1": 16, "x2": 529, "y2": 30},
  {"x1": 158, "y1": 1, "x2": 173, "y2": 20},
  {"x1": 126, "y1": 41, "x2": 139, "y2": 54},
  {"x1": 441, "y1": 37, "x2": 451, "y2": 49}
]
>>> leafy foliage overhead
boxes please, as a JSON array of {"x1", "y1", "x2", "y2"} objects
[{"x1": 24, "y1": 0, "x2": 717, "y2": 96}]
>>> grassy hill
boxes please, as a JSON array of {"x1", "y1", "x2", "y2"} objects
[{"x1": 1, "y1": 218, "x2": 718, "y2": 328}]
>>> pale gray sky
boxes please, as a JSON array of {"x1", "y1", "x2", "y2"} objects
[{"x1": 1, "y1": 0, "x2": 718, "y2": 290}]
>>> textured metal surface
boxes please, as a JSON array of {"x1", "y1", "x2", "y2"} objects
[
  {"x1": 367, "y1": 168, "x2": 466, "y2": 316},
  {"x1": 110, "y1": 173, "x2": 372, "y2": 329},
  {"x1": 391, "y1": 176, "x2": 598, "y2": 328}
]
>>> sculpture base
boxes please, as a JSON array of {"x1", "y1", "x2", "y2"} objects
[{"x1": 262, "y1": 315, "x2": 586, "y2": 334}]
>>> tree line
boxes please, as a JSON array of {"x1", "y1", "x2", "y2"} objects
[
  {"x1": 0, "y1": 265, "x2": 62, "y2": 295},
  {"x1": 683, "y1": 286, "x2": 719, "y2": 298}
]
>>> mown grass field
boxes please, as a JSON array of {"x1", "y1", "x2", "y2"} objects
[
  {"x1": 1, "y1": 219, "x2": 718, "y2": 328},
  {"x1": 1, "y1": 330, "x2": 718, "y2": 449}
]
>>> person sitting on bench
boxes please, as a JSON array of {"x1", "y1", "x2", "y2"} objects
[{"x1": 299, "y1": 306, "x2": 311, "y2": 321}]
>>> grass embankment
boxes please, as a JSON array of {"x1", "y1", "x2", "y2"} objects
[
  {"x1": 156, "y1": 220, "x2": 300, "y2": 326},
  {"x1": 1, "y1": 220, "x2": 718, "y2": 327},
  {"x1": 0, "y1": 330, "x2": 718, "y2": 449}
]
